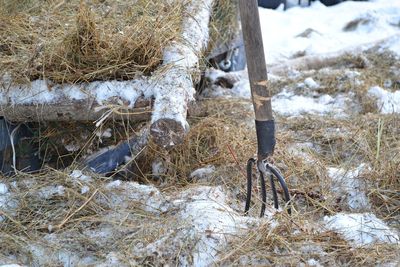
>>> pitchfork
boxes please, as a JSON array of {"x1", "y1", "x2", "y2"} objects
[{"x1": 239, "y1": 0, "x2": 291, "y2": 217}]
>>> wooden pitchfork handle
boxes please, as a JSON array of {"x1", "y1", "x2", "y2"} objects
[{"x1": 239, "y1": 0, "x2": 275, "y2": 160}]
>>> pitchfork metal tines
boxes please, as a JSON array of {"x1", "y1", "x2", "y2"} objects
[{"x1": 245, "y1": 158, "x2": 291, "y2": 217}]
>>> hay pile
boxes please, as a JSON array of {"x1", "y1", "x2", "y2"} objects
[
  {"x1": 0, "y1": 0, "x2": 186, "y2": 83},
  {"x1": 208, "y1": 0, "x2": 240, "y2": 55}
]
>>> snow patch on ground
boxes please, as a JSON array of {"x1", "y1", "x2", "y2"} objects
[
  {"x1": 190, "y1": 165, "x2": 216, "y2": 180},
  {"x1": 231, "y1": 80, "x2": 251, "y2": 98},
  {"x1": 324, "y1": 213, "x2": 399, "y2": 247},
  {"x1": 36, "y1": 185, "x2": 65, "y2": 199},
  {"x1": 69, "y1": 171, "x2": 92, "y2": 194},
  {"x1": 173, "y1": 186, "x2": 260, "y2": 266},
  {"x1": 0, "y1": 183, "x2": 8, "y2": 194},
  {"x1": 272, "y1": 90, "x2": 348, "y2": 116},
  {"x1": 0, "y1": 183, "x2": 10, "y2": 223},
  {"x1": 0, "y1": 183, "x2": 19, "y2": 224},
  {"x1": 259, "y1": 0, "x2": 400, "y2": 64},
  {"x1": 287, "y1": 142, "x2": 318, "y2": 163},
  {"x1": 70, "y1": 170, "x2": 92, "y2": 183},
  {"x1": 328, "y1": 164, "x2": 371, "y2": 211},
  {"x1": 368, "y1": 86, "x2": 400, "y2": 114},
  {"x1": 304, "y1": 77, "x2": 320, "y2": 89},
  {"x1": 105, "y1": 180, "x2": 169, "y2": 213}
]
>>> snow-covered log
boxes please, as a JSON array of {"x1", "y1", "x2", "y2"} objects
[{"x1": 0, "y1": 0, "x2": 214, "y2": 149}]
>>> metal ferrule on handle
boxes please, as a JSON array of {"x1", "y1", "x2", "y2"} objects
[{"x1": 255, "y1": 119, "x2": 275, "y2": 159}]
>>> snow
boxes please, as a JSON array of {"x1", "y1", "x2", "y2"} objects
[
  {"x1": 259, "y1": 0, "x2": 400, "y2": 64},
  {"x1": 150, "y1": 0, "x2": 213, "y2": 130},
  {"x1": 2, "y1": 1, "x2": 400, "y2": 265},
  {"x1": 231, "y1": 80, "x2": 252, "y2": 98},
  {"x1": 64, "y1": 143, "x2": 81, "y2": 152},
  {"x1": 88, "y1": 80, "x2": 142, "y2": 107},
  {"x1": 379, "y1": 34, "x2": 400, "y2": 55},
  {"x1": 1, "y1": 79, "x2": 146, "y2": 107},
  {"x1": 80, "y1": 185, "x2": 90, "y2": 194},
  {"x1": 0, "y1": 183, "x2": 19, "y2": 223},
  {"x1": 307, "y1": 258, "x2": 322, "y2": 267},
  {"x1": 324, "y1": 213, "x2": 399, "y2": 247},
  {"x1": 37, "y1": 185, "x2": 65, "y2": 199},
  {"x1": 304, "y1": 77, "x2": 320, "y2": 89},
  {"x1": 328, "y1": 164, "x2": 371, "y2": 211},
  {"x1": 69, "y1": 170, "x2": 93, "y2": 194},
  {"x1": 368, "y1": 86, "x2": 400, "y2": 114},
  {"x1": 206, "y1": 74, "x2": 350, "y2": 117},
  {"x1": 190, "y1": 165, "x2": 216, "y2": 180},
  {"x1": 174, "y1": 186, "x2": 261, "y2": 266},
  {"x1": 105, "y1": 180, "x2": 169, "y2": 213},
  {"x1": 0, "y1": 183, "x2": 8, "y2": 194},
  {"x1": 272, "y1": 89, "x2": 348, "y2": 116},
  {"x1": 0, "y1": 183, "x2": 10, "y2": 222},
  {"x1": 95, "y1": 128, "x2": 112, "y2": 139},
  {"x1": 70, "y1": 170, "x2": 92, "y2": 182}
]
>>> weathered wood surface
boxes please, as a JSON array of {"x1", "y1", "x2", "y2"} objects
[
  {"x1": 0, "y1": 97, "x2": 153, "y2": 122},
  {"x1": 238, "y1": 0, "x2": 273, "y2": 122}
]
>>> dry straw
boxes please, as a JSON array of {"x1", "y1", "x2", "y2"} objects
[{"x1": 0, "y1": 0, "x2": 186, "y2": 84}]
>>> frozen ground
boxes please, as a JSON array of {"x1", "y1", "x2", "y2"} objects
[{"x1": 1, "y1": 0, "x2": 400, "y2": 266}]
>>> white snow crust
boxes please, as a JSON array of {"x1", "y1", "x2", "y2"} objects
[
  {"x1": 368, "y1": 86, "x2": 400, "y2": 114},
  {"x1": 324, "y1": 212, "x2": 399, "y2": 247},
  {"x1": 105, "y1": 180, "x2": 169, "y2": 213},
  {"x1": 259, "y1": 0, "x2": 400, "y2": 64},
  {"x1": 173, "y1": 186, "x2": 260, "y2": 267},
  {"x1": 328, "y1": 164, "x2": 371, "y2": 211},
  {"x1": 272, "y1": 90, "x2": 348, "y2": 116},
  {"x1": 189, "y1": 165, "x2": 216, "y2": 180}
]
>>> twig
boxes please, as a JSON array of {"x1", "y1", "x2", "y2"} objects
[
  {"x1": 57, "y1": 189, "x2": 98, "y2": 229},
  {"x1": 227, "y1": 144, "x2": 247, "y2": 179}
]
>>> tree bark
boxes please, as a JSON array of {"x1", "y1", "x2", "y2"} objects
[{"x1": 0, "y1": 97, "x2": 152, "y2": 122}]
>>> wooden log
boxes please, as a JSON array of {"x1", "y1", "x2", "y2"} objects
[
  {"x1": 0, "y1": 97, "x2": 153, "y2": 122},
  {"x1": 0, "y1": 0, "x2": 215, "y2": 150}
]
